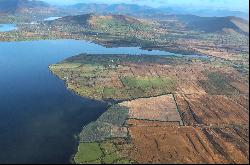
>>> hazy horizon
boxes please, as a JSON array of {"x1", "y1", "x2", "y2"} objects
[{"x1": 40, "y1": 0, "x2": 249, "y2": 12}]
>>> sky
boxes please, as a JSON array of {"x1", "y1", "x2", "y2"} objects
[{"x1": 42, "y1": 0, "x2": 249, "y2": 12}]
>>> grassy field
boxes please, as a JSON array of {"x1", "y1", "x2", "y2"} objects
[
  {"x1": 51, "y1": 53, "x2": 249, "y2": 164},
  {"x1": 121, "y1": 76, "x2": 176, "y2": 91},
  {"x1": 49, "y1": 54, "x2": 191, "y2": 100},
  {"x1": 74, "y1": 141, "x2": 132, "y2": 164},
  {"x1": 74, "y1": 143, "x2": 102, "y2": 163}
]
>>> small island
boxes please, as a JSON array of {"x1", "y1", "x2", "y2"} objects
[{"x1": 50, "y1": 54, "x2": 249, "y2": 164}]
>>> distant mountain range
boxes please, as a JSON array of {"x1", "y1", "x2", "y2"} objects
[
  {"x1": 64, "y1": 3, "x2": 154, "y2": 16},
  {"x1": 157, "y1": 7, "x2": 249, "y2": 20},
  {"x1": 47, "y1": 13, "x2": 248, "y2": 35},
  {"x1": 0, "y1": 0, "x2": 249, "y2": 21},
  {"x1": 65, "y1": 3, "x2": 249, "y2": 21},
  {"x1": 0, "y1": 0, "x2": 54, "y2": 15},
  {"x1": 165, "y1": 15, "x2": 249, "y2": 34}
]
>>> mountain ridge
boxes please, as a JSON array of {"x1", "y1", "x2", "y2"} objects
[
  {"x1": 0, "y1": 1, "x2": 248, "y2": 21},
  {"x1": 46, "y1": 13, "x2": 249, "y2": 35},
  {"x1": 0, "y1": 0, "x2": 55, "y2": 15},
  {"x1": 66, "y1": 3, "x2": 249, "y2": 20}
]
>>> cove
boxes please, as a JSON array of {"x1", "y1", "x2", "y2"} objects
[{"x1": 0, "y1": 39, "x2": 195, "y2": 163}]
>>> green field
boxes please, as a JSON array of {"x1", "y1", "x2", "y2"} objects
[
  {"x1": 74, "y1": 141, "x2": 132, "y2": 164},
  {"x1": 74, "y1": 143, "x2": 102, "y2": 164},
  {"x1": 49, "y1": 54, "x2": 187, "y2": 100}
]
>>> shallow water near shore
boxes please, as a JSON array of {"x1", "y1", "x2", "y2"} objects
[{"x1": 0, "y1": 39, "x2": 200, "y2": 163}]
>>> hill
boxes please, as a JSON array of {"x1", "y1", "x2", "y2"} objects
[
  {"x1": 66, "y1": 3, "x2": 249, "y2": 20},
  {"x1": 48, "y1": 13, "x2": 248, "y2": 35},
  {"x1": 47, "y1": 13, "x2": 156, "y2": 31},
  {"x1": 159, "y1": 14, "x2": 249, "y2": 34},
  {"x1": 66, "y1": 3, "x2": 154, "y2": 16},
  {"x1": 230, "y1": 16, "x2": 249, "y2": 33},
  {"x1": 0, "y1": 0, "x2": 54, "y2": 15}
]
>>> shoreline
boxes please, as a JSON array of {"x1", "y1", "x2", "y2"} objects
[
  {"x1": 48, "y1": 52, "x2": 249, "y2": 164},
  {"x1": 0, "y1": 37, "x2": 208, "y2": 58},
  {"x1": 47, "y1": 54, "x2": 193, "y2": 163}
]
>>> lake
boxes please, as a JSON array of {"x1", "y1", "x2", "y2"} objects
[
  {"x1": 0, "y1": 39, "x2": 192, "y2": 163},
  {"x1": 0, "y1": 24, "x2": 17, "y2": 32},
  {"x1": 0, "y1": 40, "x2": 109, "y2": 164}
]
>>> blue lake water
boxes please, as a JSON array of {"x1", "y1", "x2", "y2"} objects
[
  {"x1": 0, "y1": 24, "x2": 17, "y2": 32},
  {"x1": 0, "y1": 39, "x2": 198, "y2": 163}
]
